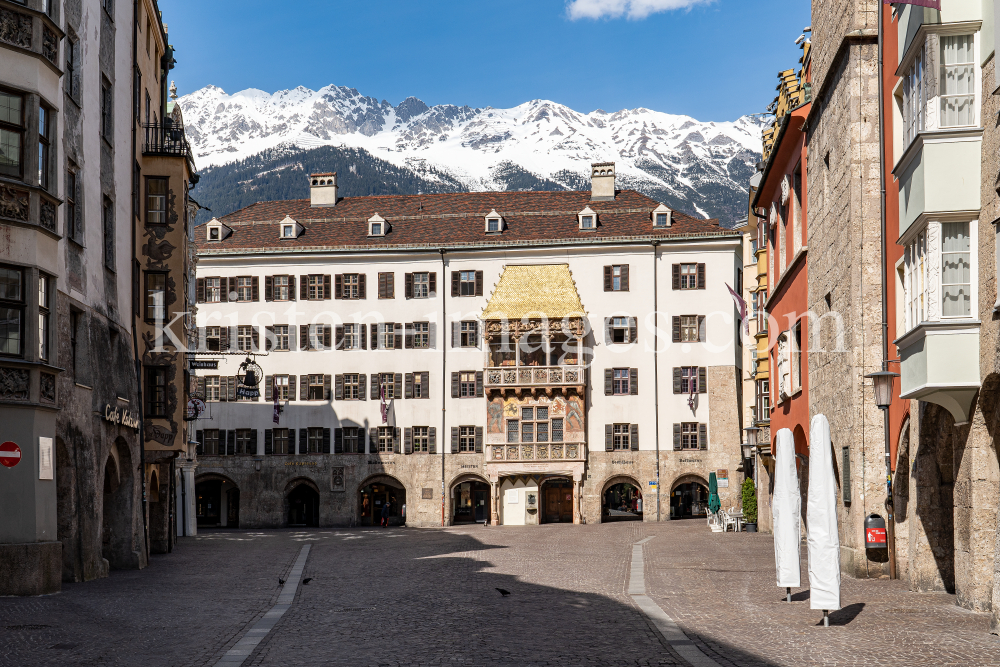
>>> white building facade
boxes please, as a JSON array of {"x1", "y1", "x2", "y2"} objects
[{"x1": 190, "y1": 166, "x2": 744, "y2": 528}]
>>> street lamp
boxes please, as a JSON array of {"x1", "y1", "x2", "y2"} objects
[
  {"x1": 864, "y1": 367, "x2": 900, "y2": 580},
  {"x1": 865, "y1": 369, "x2": 899, "y2": 409},
  {"x1": 744, "y1": 424, "x2": 760, "y2": 449}
]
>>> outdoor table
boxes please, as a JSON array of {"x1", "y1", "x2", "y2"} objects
[{"x1": 729, "y1": 510, "x2": 744, "y2": 532}]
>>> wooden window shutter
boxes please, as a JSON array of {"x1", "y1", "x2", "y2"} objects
[
  {"x1": 264, "y1": 429, "x2": 273, "y2": 455},
  {"x1": 218, "y1": 376, "x2": 227, "y2": 402},
  {"x1": 672, "y1": 316, "x2": 681, "y2": 343},
  {"x1": 698, "y1": 315, "x2": 706, "y2": 342},
  {"x1": 697, "y1": 263, "x2": 706, "y2": 290},
  {"x1": 334, "y1": 428, "x2": 343, "y2": 454},
  {"x1": 451, "y1": 372, "x2": 459, "y2": 398},
  {"x1": 421, "y1": 372, "x2": 429, "y2": 396},
  {"x1": 451, "y1": 427, "x2": 459, "y2": 453},
  {"x1": 673, "y1": 424, "x2": 681, "y2": 449},
  {"x1": 404, "y1": 323, "x2": 413, "y2": 349},
  {"x1": 287, "y1": 325, "x2": 296, "y2": 351},
  {"x1": 300, "y1": 375, "x2": 309, "y2": 400},
  {"x1": 335, "y1": 325, "x2": 344, "y2": 350},
  {"x1": 621, "y1": 264, "x2": 629, "y2": 291},
  {"x1": 360, "y1": 324, "x2": 368, "y2": 349},
  {"x1": 673, "y1": 368, "x2": 682, "y2": 393},
  {"x1": 299, "y1": 429, "x2": 307, "y2": 455},
  {"x1": 628, "y1": 317, "x2": 637, "y2": 344},
  {"x1": 299, "y1": 326, "x2": 309, "y2": 351},
  {"x1": 300, "y1": 275, "x2": 308, "y2": 300},
  {"x1": 220, "y1": 326, "x2": 229, "y2": 351},
  {"x1": 196, "y1": 430, "x2": 204, "y2": 455},
  {"x1": 378, "y1": 272, "x2": 388, "y2": 299},
  {"x1": 451, "y1": 271, "x2": 460, "y2": 297},
  {"x1": 404, "y1": 427, "x2": 412, "y2": 454},
  {"x1": 357, "y1": 374, "x2": 367, "y2": 400},
  {"x1": 394, "y1": 324, "x2": 402, "y2": 350},
  {"x1": 228, "y1": 377, "x2": 237, "y2": 401},
  {"x1": 475, "y1": 321, "x2": 481, "y2": 349},
  {"x1": 197, "y1": 376, "x2": 206, "y2": 397},
  {"x1": 630, "y1": 423, "x2": 639, "y2": 451},
  {"x1": 394, "y1": 373, "x2": 402, "y2": 399},
  {"x1": 672, "y1": 264, "x2": 680, "y2": 290},
  {"x1": 358, "y1": 273, "x2": 366, "y2": 299},
  {"x1": 405, "y1": 373, "x2": 413, "y2": 399},
  {"x1": 699, "y1": 424, "x2": 708, "y2": 449},
  {"x1": 604, "y1": 368, "x2": 613, "y2": 395},
  {"x1": 219, "y1": 278, "x2": 228, "y2": 303},
  {"x1": 369, "y1": 427, "x2": 378, "y2": 454},
  {"x1": 264, "y1": 276, "x2": 273, "y2": 301},
  {"x1": 393, "y1": 427, "x2": 400, "y2": 454},
  {"x1": 371, "y1": 324, "x2": 379, "y2": 350},
  {"x1": 370, "y1": 374, "x2": 380, "y2": 400},
  {"x1": 475, "y1": 270, "x2": 483, "y2": 296},
  {"x1": 603, "y1": 265, "x2": 612, "y2": 291},
  {"x1": 475, "y1": 426, "x2": 483, "y2": 453},
  {"x1": 428, "y1": 323, "x2": 436, "y2": 349},
  {"x1": 265, "y1": 326, "x2": 274, "y2": 352},
  {"x1": 385, "y1": 272, "x2": 393, "y2": 298},
  {"x1": 251, "y1": 327, "x2": 259, "y2": 351},
  {"x1": 324, "y1": 375, "x2": 332, "y2": 400},
  {"x1": 225, "y1": 430, "x2": 235, "y2": 456},
  {"x1": 251, "y1": 276, "x2": 259, "y2": 302},
  {"x1": 334, "y1": 274, "x2": 343, "y2": 299},
  {"x1": 451, "y1": 322, "x2": 459, "y2": 348},
  {"x1": 698, "y1": 367, "x2": 707, "y2": 394},
  {"x1": 604, "y1": 318, "x2": 612, "y2": 346},
  {"x1": 605, "y1": 424, "x2": 613, "y2": 451},
  {"x1": 322, "y1": 428, "x2": 331, "y2": 454},
  {"x1": 429, "y1": 427, "x2": 437, "y2": 454},
  {"x1": 428, "y1": 272, "x2": 436, "y2": 296},
  {"x1": 475, "y1": 371, "x2": 484, "y2": 397},
  {"x1": 405, "y1": 273, "x2": 413, "y2": 299},
  {"x1": 323, "y1": 325, "x2": 332, "y2": 350},
  {"x1": 630, "y1": 368, "x2": 638, "y2": 396},
  {"x1": 196, "y1": 278, "x2": 205, "y2": 303},
  {"x1": 264, "y1": 375, "x2": 273, "y2": 401},
  {"x1": 288, "y1": 375, "x2": 296, "y2": 400},
  {"x1": 289, "y1": 275, "x2": 296, "y2": 301}
]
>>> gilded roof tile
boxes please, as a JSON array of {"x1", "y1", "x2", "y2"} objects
[{"x1": 481, "y1": 264, "x2": 586, "y2": 321}]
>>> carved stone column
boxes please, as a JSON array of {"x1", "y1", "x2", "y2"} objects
[
  {"x1": 573, "y1": 479, "x2": 581, "y2": 525},
  {"x1": 491, "y1": 481, "x2": 500, "y2": 526}
]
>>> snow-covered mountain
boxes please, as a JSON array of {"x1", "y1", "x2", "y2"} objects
[{"x1": 178, "y1": 84, "x2": 764, "y2": 224}]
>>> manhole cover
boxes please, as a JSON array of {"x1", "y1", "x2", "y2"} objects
[{"x1": 6, "y1": 625, "x2": 50, "y2": 631}]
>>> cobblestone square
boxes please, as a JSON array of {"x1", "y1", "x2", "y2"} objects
[{"x1": 2, "y1": 522, "x2": 998, "y2": 666}]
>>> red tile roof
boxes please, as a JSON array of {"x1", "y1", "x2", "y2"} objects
[{"x1": 197, "y1": 190, "x2": 736, "y2": 254}]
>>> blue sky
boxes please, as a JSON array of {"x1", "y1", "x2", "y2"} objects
[{"x1": 164, "y1": 0, "x2": 811, "y2": 122}]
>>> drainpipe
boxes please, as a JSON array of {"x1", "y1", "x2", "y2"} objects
[
  {"x1": 652, "y1": 241, "x2": 661, "y2": 522},
  {"x1": 440, "y1": 249, "x2": 447, "y2": 527},
  {"x1": 877, "y1": 3, "x2": 897, "y2": 580}
]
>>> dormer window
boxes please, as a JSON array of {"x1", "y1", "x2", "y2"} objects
[
  {"x1": 369, "y1": 213, "x2": 387, "y2": 237},
  {"x1": 484, "y1": 209, "x2": 504, "y2": 233},
  {"x1": 282, "y1": 225, "x2": 294, "y2": 238},
  {"x1": 278, "y1": 215, "x2": 302, "y2": 240},
  {"x1": 205, "y1": 217, "x2": 231, "y2": 242},
  {"x1": 209, "y1": 227, "x2": 219, "y2": 240},
  {"x1": 652, "y1": 204, "x2": 672, "y2": 228},
  {"x1": 578, "y1": 206, "x2": 597, "y2": 231}
]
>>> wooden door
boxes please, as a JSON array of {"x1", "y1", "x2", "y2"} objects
[{"x1": 544, "y1": 487, "x2": 561, "y2": 522}]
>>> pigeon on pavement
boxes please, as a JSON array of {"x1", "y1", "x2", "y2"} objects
[{"x1": 496, "y1": 588, "x2": 511, "y2": 596}]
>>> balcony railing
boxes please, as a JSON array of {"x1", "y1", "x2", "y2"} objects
[
  {"x1": 489, "y1": 442, "x2": 586, "y2": 462},
  {"x1": 485, "y1": 365, "x2": 585, "y2": 387},
  {"x1": 142, "y1": 121, "x2": 193, "y2": 160}
]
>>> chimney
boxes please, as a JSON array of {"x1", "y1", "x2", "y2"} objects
[
  {"x1": 590, "y1": 162, "x2": 616, "y2": 201},
  {"x1": 309, "y1": 172, "x2": 338, "y2": 207}
]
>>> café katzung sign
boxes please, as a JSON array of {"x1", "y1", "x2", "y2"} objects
[{"x1": 104, "y1": 404, "x2": 140, "y2": 431}]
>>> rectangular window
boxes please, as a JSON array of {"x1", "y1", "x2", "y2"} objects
[
  {"x1": 611, "y1": 316, "x2": 628, "y2": 344},
  {"x1": 680, "y1": 423, "x2": 699, "y2": 450},
  {"x1": 235, "y1": 429, "x2": 253, "y2": 455},
  {"x1": 344, "y1": 427, "x2": 361, "y2": 453},
  {"x1": 902, "y1": 44, "x2": 925, "y2": 145},
  {"x1": 236, "y1": 276, "x2": 253, "y2": 301},
  {"x1": 412, "y1": 372, "x2": 426, "y2": 399},
  {"x1": 66, "y1": 170, "x2": 78, "y2": 239},
  {"x1": 145, "y1": 272, "x2": 166, "y2": 321},
  {"x1": 459, "y1": 426, "x2": 475, "y2": 452},
  {"x1": 756, "y1": 379, "x2": 770, "y2": 421},
  {"x1": 536, "y1": 421, "x2": 549, "y2": 443},
  {"x1": 205, "y1": 376, "x2": 221, "y2": 401},
  {"x1": 145, "y1": 367, "x2": 167, "y2": 417},
  {"x1": 273, "y1": 375, "x2": 290, "y2": 400},
  {"x1": 272, "y1": 428, "x2": 289, "y2": 455},
  {"x1": 379, "y1": 323, "x2": 397, "y2": 350},
  {"x1": 413, "y1": 426, "x2": 429, "y2": 452},
  {"x1": 273, "y1": 275, "x2": 291, "y2": 301},
  {"x1": 37, "y1": 273, "x2": 49, "y2": 361},
  {"x1": 103, "y1": 197, "x2": 115, "y2": 271},
  {"x1": 308, "y1": 374, "x2": 325, "y2": 401},
  {"x1": 343, "y1": 323, "x2": 359, "y2": 350},
  {"x1": 941, "y1": 221, "x2": 972, "y2": 317},
  {"x1": 459, "y1": 271, "x2": 477, "y2": 296},
  {"x1": 237, "y1": 325, "x2": 254, "y2": 352},
  {"x1": 507, "y1": 419, "x2": 519, "y2": 443},
  {"x1": 272, "y1": 325, "x2": 289, "y2": 351},
  {"x1": 791, "y1": 323, "x2": 802, "y2": 391},
  {"x1": 0, "y1": 89, "x2": 24, "y2": 179},
  {"x1": 487, "y1": 218, "x2": 500, "y2": 232},
  {"x1": 66, "y1": 39, "x2": 79, "y2": 99},
  {"x1": 343, "y1": 373, "x2": 360, "y2": 400},
  {"x1": 459, "y1": 371, "x2": 476, "y2": 397},
  {"x1": 613, "y1": 424, "x2": 631, "y2": 450},
  {"x1": 342, "y1": 273, "x2": 361, "y2": 299},
  {"x1": 460, "y1": 321, "x2": 477, "y2": 347},
  {"x1": 551, "y1": 418, "x2": 563, "y2": 443},
  {"x1": 680, "y1": 315, "x2": 699, "y2": 342},
  {"x1": 308, "y1": 274, "x2": 323, "y2": 300},
  {"x1": 940, "y1": 35, "x2": 975, "y2": 128},
  {"x1": 412, "y1": 272, "x2": 429, "y2": 299},
  {"x1": 308, "y1": 428, "x2": 323, "y2": 454},
  {"x1": 203, "y1": 429, "x2": 220, "y2": 455},
  {"x1": 378, "y1": 426, "x2": 393, "y2": 453},
  {"x1": 145, "y1": 177, "x2": 168, "y2": 225},
  {"x1": 38, "y1": 106, "x2": 50, "y2": 189},
  {"x1": 377, "y1": 373, "x2": 399, "y2": 400},
  {"x1": 581, "y1": 215, "x2": 594, "y2": 229},
  {"x1": 612, "y1": 368, "x2": 630, "y2": 395},
  {"x1": 611, "y1": 265, "x2": 623, "y2": 291},
  {"x1": 205, "y1": 327, "x2": 221, "y2": 352},
  {"x1": 679, "y1": 264, "x2": 698, "y2": 289},
  {"x1": 101, "y1": 81, "x2": 113, "y2": 140},
  {"x1": 205, "y1": 277, "x2": 221, "y2": 302},
  {"x1": 410, "y1": 322, "x2": 429, "y2": 349}
]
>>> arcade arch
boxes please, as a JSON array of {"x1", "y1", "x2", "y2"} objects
[
  {"x1": 600, "y1": 475, "x2": 644, "y2": 522},
  {"x1": 195, "y1": 473, "x2": 240, "y2": 528},
  {"x1": 670, "y1": 474, "x2": 709, "y2": 519},
  {"x1": 358, "y1": 475, "x2": 406, "y2": 527}
]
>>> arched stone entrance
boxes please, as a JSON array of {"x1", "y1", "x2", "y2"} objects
[
  {"x1": 195, "y1": 473, "x2": 240, "y2": 528},
  {"x1": 358, "y1": 475, "x2": 406, "y2": 527},
  {"x1": 101, "y1": 437, "x2": 136, "y2": 569},
  {"x1": 450, "y1": 473, "x2": 491, "y2": 524},
  {"x1": 286, "y1": 478, "x2": 320, "y2": 527},
  {"x1": 540, "y1": 476, "x2": 574, "y2": 523},
  {"x1": 600, "y1": 475, "x2": 644, "y2": 522},
  {"x1": 670, "y1": 474, "x2": 709, "y2": 519}
]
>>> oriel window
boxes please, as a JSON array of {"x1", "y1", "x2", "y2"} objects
[
  {"x1": 145, "y1": 272, "x2": 166, "y2": 321},
  {"x1": 146, "y1": 177, "x2": 168, "y2": 225},
  {"x1": 145, "y1": 367, "x2": 168, "y2": 418},
  {"x1": 38, "y1": 106, "x2": 50, "y2": 189},
  {"x1": 0, "y1": 265, "x2": 25, "y2": 357},
  {"x1": 38, "y1": 273, "x2": 49, "y2": 361},
  {"x1": 0, "y1": 89, "x2": 25, "y2": 179}
]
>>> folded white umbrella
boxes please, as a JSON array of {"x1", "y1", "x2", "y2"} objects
[
  {"x1": 772, "y1": 428, "x2": 801, "y2": 588},
  {"x1": 807, "y1": 414, "x2": 841, "y2": 611}
]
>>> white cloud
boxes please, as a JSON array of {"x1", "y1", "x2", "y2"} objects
[{"x1": 567, "y1": 0, "x2": 711, "y2": 20}]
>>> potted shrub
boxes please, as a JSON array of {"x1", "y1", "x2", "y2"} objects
[{"x1": 741, "y1": 477, "x2": 758, "y2": 533}]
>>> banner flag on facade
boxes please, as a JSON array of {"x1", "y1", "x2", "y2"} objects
[
  {"x1": 726, "y1": 282, "x2": 749, "y2": 336},
  {"x1": 380, "y1": 378, "x2": 388, "y2": 424},
  {"x1": 883, "y1": 0, "x2": 940, "y2": 9}
]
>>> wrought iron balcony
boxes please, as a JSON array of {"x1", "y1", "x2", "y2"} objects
[
  {"x1": 485, "y1": 365, "x2": 585, "y2": 388},
  {"x1": 489, "y1": 442, "x2": 586, "y2": 462},
  {"x1": 142, "y1": 121, "x2": 193, "y2": 160}
]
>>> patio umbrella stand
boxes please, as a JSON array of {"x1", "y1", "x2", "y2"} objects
[
  {"x1": 807, "y1": 414, "x2": 841, "y2": 627},
  {"x1": 772, "y1": 428, "x2": 801, "y2": 603}
]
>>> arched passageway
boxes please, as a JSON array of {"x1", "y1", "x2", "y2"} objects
[
  {"x1": 288, "y1": 482, "x2": 320, "y2": 527},
  {"x1": 359, "y1": 477, "x2": 406, "y2": 526},
  {"x1": 195, "y1": 474, "x2": 240, "y2": 528},
  {"x1": 541, "y1": 477, "x2": 573, "y2": 523},
  {"x1": 601, "y1": 477, "x2": 643, "y2": 522},
  {"x1": 101, "y1": 437, "x2": 136, "y2": 569},
  {"x1": 670, "y1": 476, "x2": 709, "y2": 519},
  {"x1": 452, "y1": 475, "x2": 491, "y2": 524}
]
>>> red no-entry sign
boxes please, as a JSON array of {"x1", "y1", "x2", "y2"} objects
[{"x1": 0, "y1": 441, "x2": 22, "y2": 468}]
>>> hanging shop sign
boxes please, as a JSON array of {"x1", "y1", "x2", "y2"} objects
[
  {"x1": 185, "y1": 397, "x2": 207, "y2": 421},
  {"x1": 0, "y1": 441, "x2": 22, "y2": 468},
  {"x1": 189, "y1": 359, "x2": 219, "y2": 370},
  {"x1": 104, "y1": 404, "x2": 140, "y2": 431},
  {"x1": 236, "y1": 356, "x2": 262, "y2": 400},
  {"x1": 716, "y1": 469, "x2": 729, "y2": 488}
]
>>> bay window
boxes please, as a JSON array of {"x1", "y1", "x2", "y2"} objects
[
  {"x1": 902, "y1": 220, "x2": 976, "y2": 333},
  {"x1": 941, "y1": 221, "x2": 971, "y2": 317},
  {"x1": 940, "y1": 35, "x2": 974, "y2": 128}
]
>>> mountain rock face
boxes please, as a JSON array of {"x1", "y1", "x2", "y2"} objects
[{"x1": 179, "y1": 84, "x2": 764, "y2": 225}]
